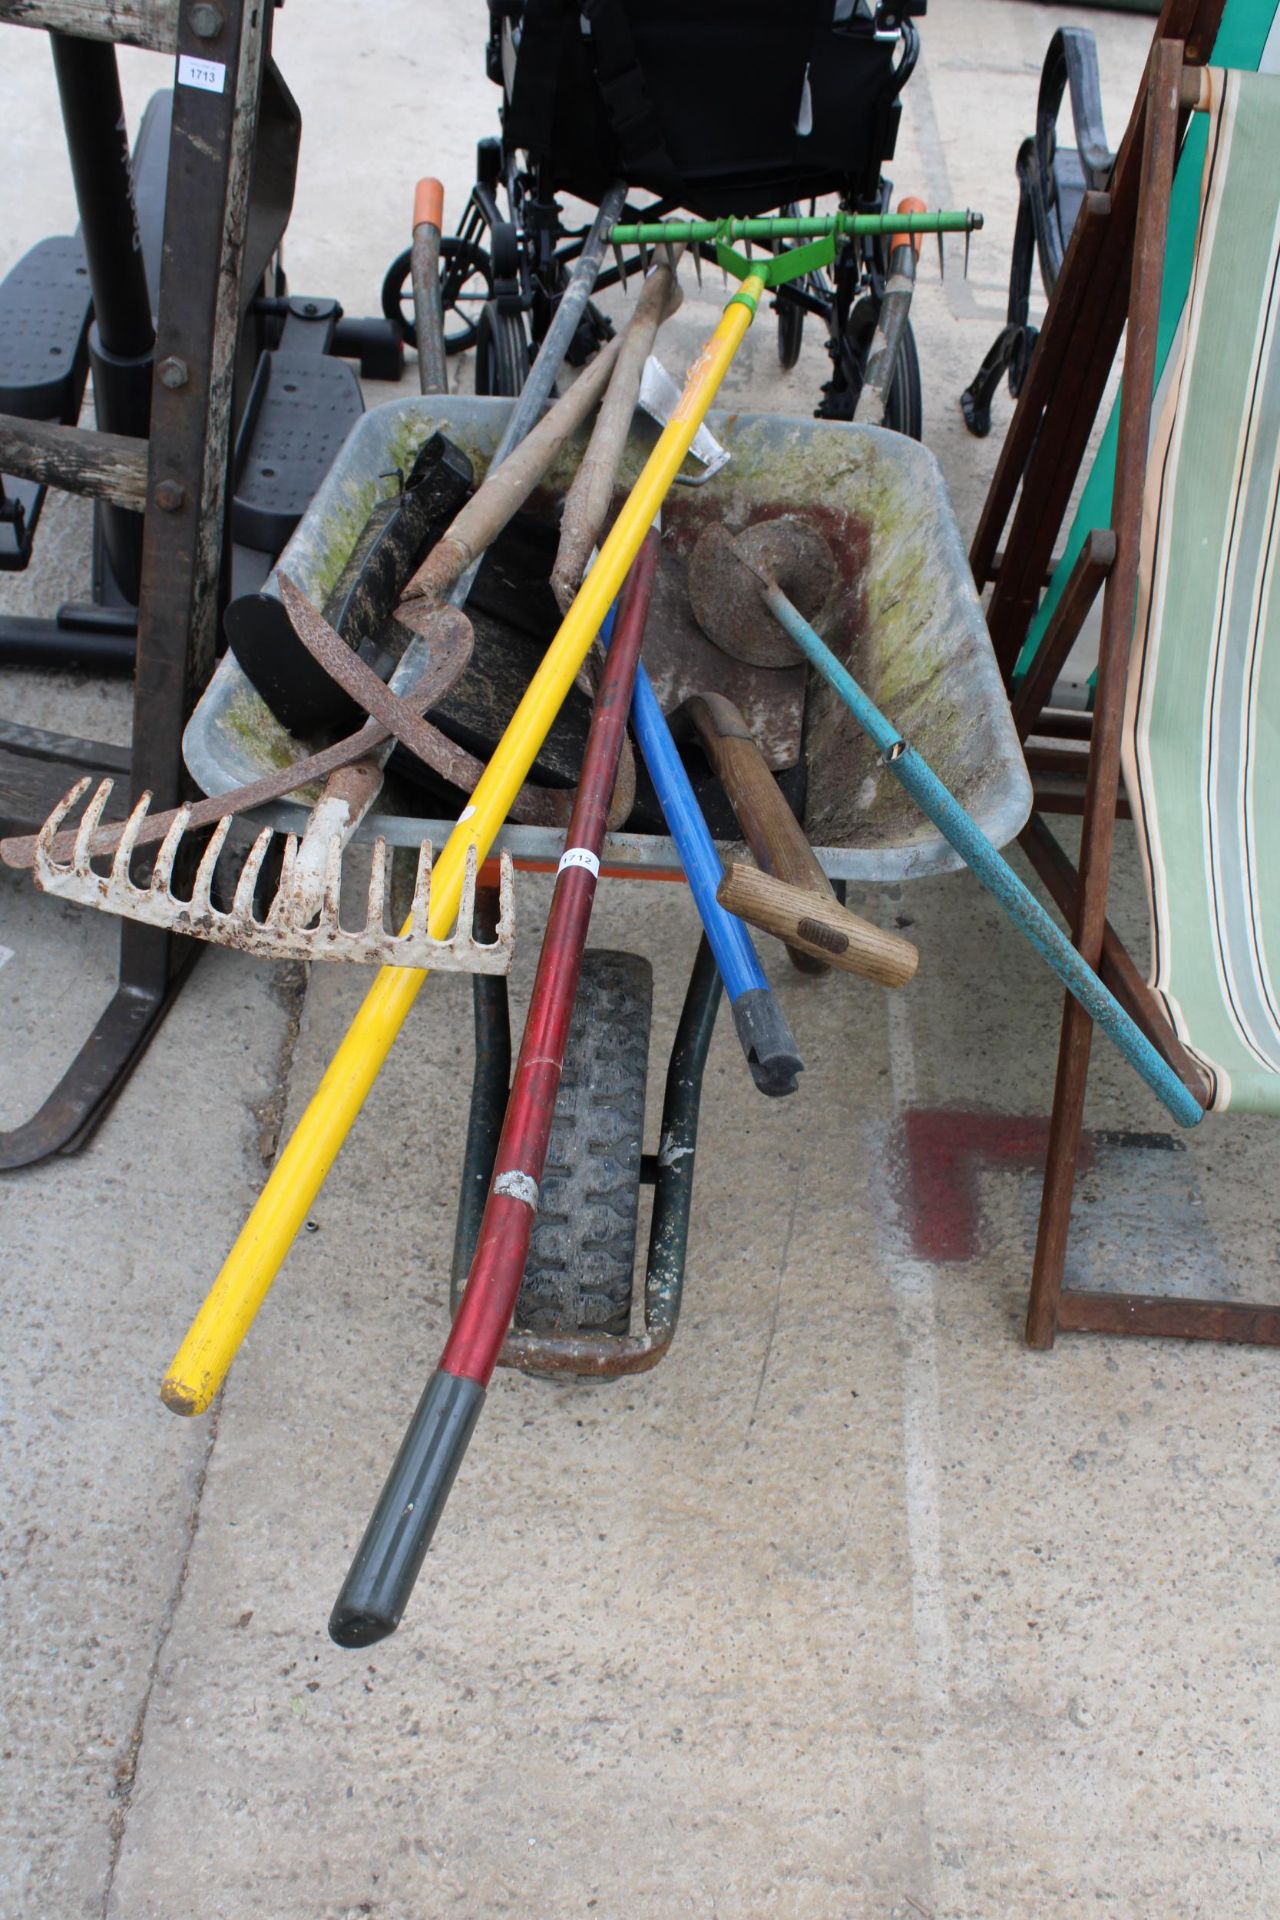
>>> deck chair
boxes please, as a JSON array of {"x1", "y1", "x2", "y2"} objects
[{"x1": 971, "y1": 0, "x2": 1280, "y2": 1347}]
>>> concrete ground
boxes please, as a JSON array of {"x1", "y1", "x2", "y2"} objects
[{"x1": 2, "y1": 5, "x2": 1277, "y2": 1916}]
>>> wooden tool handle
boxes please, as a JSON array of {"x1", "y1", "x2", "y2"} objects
[
  {"x1": 685, "y1": 692, "x2": 826, "y2": 894},
  {"x1": 551, "y1": 252, "x2": 683, "y2": 613},
  {"x1": 684, "y1": 690, "x2": 832, "y2": 975},
  {"x1": 402, "y1": 333, "x2": 623, "y2": 603},
  {"x1": 717, "y1": 861, "x2": 918, "y2": 988}
]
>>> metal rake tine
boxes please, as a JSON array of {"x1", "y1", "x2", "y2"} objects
[
  {"x1": 317, "y1": 825, "x2": 344, "y2": 934},
  {"x1": 264, "y1": 833, "x2": 302, "y2": 926},
  {"x1": 612, "y1": 240, "x2": 628, "y2": 292},
  {"x1": 152, "y1": 802, "x2": 193, "y2": 895},
  {"x1": 937, "y1": 231, "x2": 945, "y2": 282},
  {"x1": 230, "y1": 825, "x2": 276, "y2": 923},
  {"x1": 408, "y1": 839, "x2": 434, "y2": 941},
  {"x1": 364, "y1": 836, "x2": 389, "y2": 937},
  {"x1": 692, "y1": 246, "x2": 703, "y2": 289},
  {"x1": 190, "y1": 814, "x2": 235, "y2": 913},
  {"x1": 111, "y1": 789, "x2": 155, "y2": 884},
  {"x1": 964, "y1": 225, "x2": 971, "y2": 280},
  {"x1": 455, "y1": 842, "x2": 479, "y2": 944},
  {"x1": 494, "y1": 850, "x2": 517, "y2": 945},
  {"x1": 72, "y1": 780, "x2": 115, "y2": 878},
  {"x1": 39, "y1": 777, "x2": 92, "y2": 867}
]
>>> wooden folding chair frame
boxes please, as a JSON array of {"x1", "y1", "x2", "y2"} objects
[{"x1": 971, "y1": 0, "x2": 1280, "y2": 1349}]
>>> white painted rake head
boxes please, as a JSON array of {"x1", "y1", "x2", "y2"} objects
[{"x1": 33, "y1": 778, "x2": 515, "y2": 973}]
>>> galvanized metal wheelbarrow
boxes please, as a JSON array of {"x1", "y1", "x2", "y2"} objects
[{"x1": 181, "y1": 393, "x2": 1031, "y2": 1375}]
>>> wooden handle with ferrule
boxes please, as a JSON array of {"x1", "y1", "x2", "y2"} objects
[{"x1": 716, "y1": 861, "x2": 919, "y2": 988}]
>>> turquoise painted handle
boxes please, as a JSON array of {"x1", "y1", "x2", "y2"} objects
[{"x1": 761, "y1": 580, "x2": 1204, "y2": 1130}]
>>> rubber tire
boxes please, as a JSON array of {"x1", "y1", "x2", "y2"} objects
[
  {"x1": 776, "y1": 292, "x2": 805, "y2": 371},
  {"x1": 379, "y1": 236, "x2": 493, "y2": 356},
  {"x1": 475, "y1": 299, "x2": 530, "y2": 397},
  {"x1": 836, "y1": 299, "x2": 924, "y2": 440},
  {"x1": 885, "y1": 318, "x2": 924, "y2": 441},
  {"x1": 515, "y1": 951, "x2": 653, "y2": 1338}
]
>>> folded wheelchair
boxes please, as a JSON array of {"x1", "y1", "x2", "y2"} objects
[{"x1": 381, "y1": 0, "x2": 928, "y2": 431}]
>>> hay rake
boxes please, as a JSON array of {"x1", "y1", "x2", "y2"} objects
[{"x1": 32, "y1": 774, "x2": 515, "y2": 972}]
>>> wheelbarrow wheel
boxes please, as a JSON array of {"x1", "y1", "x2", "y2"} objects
[{"x1": 516, "y1": 950, "x2": 653, "y2": 1339}]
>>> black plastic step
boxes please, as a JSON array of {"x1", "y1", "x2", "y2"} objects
[
  {"x1": 0, "y1": 235, "x2": 92, "y2": 421},
  {"x1": 231, "y1": 349, "x2": 365, "y2": 558}
]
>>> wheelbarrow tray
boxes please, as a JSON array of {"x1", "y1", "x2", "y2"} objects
[{"x1": 184, "y1": 396, "x2": 1030, "y2": 882}]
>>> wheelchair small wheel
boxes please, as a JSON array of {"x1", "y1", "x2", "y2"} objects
[
  {"x1": 379, "y1": 235, "x2": 493, "y2": 356},
  {"x1": 776, "y1": 291, "x2": 805, "y2": 371},
  {"x1": 886, "y1": 320, "x2": 923, "y2": 440},
  {"x1": 475, "y1": 299, "x2": 531, "y2": 397},
  {"x1": 830, "y1": 297, "x2": 924, "y2": 439},
  {"x1": 774, "y1": 203, "x2": 808, "y2": 371},
  {"x1": 515, "y1": 951, "x2": 653, "y2": 1340}
]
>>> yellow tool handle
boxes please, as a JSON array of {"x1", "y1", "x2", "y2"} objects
[{"x1": 161, "y1": 278, "x2": 763, "y2": 1417}]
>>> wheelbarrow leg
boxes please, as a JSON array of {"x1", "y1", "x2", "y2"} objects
[{"x1": 449, "y1": 881, "x2": 512, "y2": 1305}]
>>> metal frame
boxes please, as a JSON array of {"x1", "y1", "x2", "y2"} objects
[
  {"x1": 0, "y1": 0, "x2": 272, "y2": 1167},
  {"x1": 449, "y1": 916, "x2": 724, "y2": 1378},
  {"x1": 972, "y1": 3, "x2": 1280, "y2": 1348}
]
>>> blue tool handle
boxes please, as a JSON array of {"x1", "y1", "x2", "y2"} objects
[
  {"x1": 601, "y1": 608, "x2": 801, "y2": 1097},
  {"x1": 761, "y1": 582, "x2": 1204, "y2": 1130},
  {"x1": 630, "y1": 663, "x2": 761, "y2": 999}
]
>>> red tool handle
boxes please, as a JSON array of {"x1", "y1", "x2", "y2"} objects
[
  {"x1": 442, "y1": 529, "x2": 660, "y2": 1382},
  {"x1": 330, "y1": 531, "x2": 661, "y2": 1646}
]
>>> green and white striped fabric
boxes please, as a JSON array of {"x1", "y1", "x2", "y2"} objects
[{"x1": 1122, "y1": 68, "x2": 1280, "y2": 1112}]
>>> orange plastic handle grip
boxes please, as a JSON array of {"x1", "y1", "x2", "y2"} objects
[
  {"x1": 413, "y1": 177, "x2": 445, "y2": 233},
  {"x1": 888, "y1": 195, "x2": 927, "y2": 257}
]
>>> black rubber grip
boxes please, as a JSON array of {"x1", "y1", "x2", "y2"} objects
[
  {"x1": 730, "y1": 988, "x2": 804, "y2": 1098},
  {"x1": 329, "y1": 1370, "x2": 485, "y2": 1648}
]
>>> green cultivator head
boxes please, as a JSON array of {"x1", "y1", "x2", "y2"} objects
[{"x1": 609, "y1": 207, "x2": 984, "y2": 290}]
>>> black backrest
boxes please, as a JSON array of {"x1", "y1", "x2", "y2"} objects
[{"x1": 499, "y1": 0, "x2": 911, "y2": 214}]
